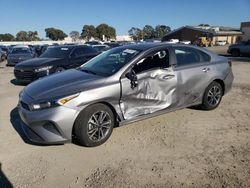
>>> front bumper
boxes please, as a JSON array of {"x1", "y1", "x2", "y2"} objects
[
  {"x1": 14, "y1": 69, "x2": 50, "y2": 83},
  {"x1": 18, "y1": 100, "x2": 79, "y2": 144}
]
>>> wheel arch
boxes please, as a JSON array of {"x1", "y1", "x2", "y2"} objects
[
  {"x1": 213, "y1": 79, "x2": 225, "y2": 95},
  {"x1": 72, "y1": 101, "x2": 121, "y2": 138}
]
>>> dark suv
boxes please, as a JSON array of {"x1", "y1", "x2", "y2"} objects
[
  {"x1": 228, "y1": 40, "x2": 250, "y2": 57},
  {"x1": 14, "y1": 45, "x2": 99, "y2": 83}
]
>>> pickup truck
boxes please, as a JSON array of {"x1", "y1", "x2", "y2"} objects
[{"x1": 228, "y1": 40, "x2": 250, "y2": 57}]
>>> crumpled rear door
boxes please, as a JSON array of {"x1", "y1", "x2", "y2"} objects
[{"x1": 120, "y1": 67, "x2": 178, "y2": 120}]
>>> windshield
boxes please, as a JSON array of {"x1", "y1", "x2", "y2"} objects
[
  {"x1": 40, "y1": 47, "x2": 70, "y2": 58},
  {"x1": 80, "y1": 47, "x2": 141, "y2": 76},
  {"x1": 11, "y1": 47, "x2": 30, "y2": 54}
]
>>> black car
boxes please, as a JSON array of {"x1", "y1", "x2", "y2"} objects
[
  {"x1": 104, "y1": 42, "x2": 121, "y2": 48},
  {"x1": 14, "y1": 45, "x2": 99, "y2": 83},
  {"x1": 0, "y1": 45, "x2": 10, "y2": 59}
]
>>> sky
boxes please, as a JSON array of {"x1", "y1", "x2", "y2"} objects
[{"x1": 0, "y1": 0, "x2": 249, "y2": 38}]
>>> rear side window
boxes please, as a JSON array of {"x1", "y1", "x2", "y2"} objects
[{"x1": 174, "y1": 47, "x2": 210, "y2": 66}]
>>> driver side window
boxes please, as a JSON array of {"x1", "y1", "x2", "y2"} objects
[{"x1": 132, "y1": 50, "x2": 169, "y2": 74}]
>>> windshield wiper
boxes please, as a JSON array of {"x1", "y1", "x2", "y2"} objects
[{"x1": 81, "y1": 68, "x2": 97, "y2": 75}]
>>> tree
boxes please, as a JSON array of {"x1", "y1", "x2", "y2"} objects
[
  {"x1": 45, "y1": 27, "x2": 67, "y2": 41},
  {"x1": 128, "y1": 27, "x2": 144, "y2": 41},
  {"x1": 69, "y1": 31, "x2": 80, "y2": 42},
  {"x1": 198, "y1": 24, "x2": 210, "y2": 27},
  {"x1": 16, "y1": 31, "x2": 29, "y2": 41},
  {"x1": 142, "y1": 25, "x2": 155, "y2": 39},
  {"x1": 96, "y1": 23, "x2": 116, "y2": 41},
  {"x1": 154, "y1": 25, "x2": 171, "y2": 38},
  {"x1": 81, "y1": 25, "x2": 96, "y2": 41},
  {"x1": 0, "y1": 33, "x2": 15, "y2": 41},
  {"x1": 27, "y1": 31, "x2": 39, "y2": 41}
]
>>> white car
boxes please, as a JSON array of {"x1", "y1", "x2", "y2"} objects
[
  {"x1": 164, "y1": 39, "x2": 179, "y2": 44},
  {"x1": 179, "y1": 40, "x2": 191, "y2": 45},
  {"x1": 216, "y1": 41, "x2": 227, "y2": 46}
]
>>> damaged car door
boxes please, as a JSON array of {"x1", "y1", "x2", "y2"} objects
[
  {"x1": 120, "y1": 49, "x2": 178, "y2": 120},
  {"x1": 172, "y1": 46, "x2": 213, "y2": 107}
]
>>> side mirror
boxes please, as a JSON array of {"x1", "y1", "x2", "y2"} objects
[{"x1": 125, "y1": 70, "x2": 138, "y2": 89}]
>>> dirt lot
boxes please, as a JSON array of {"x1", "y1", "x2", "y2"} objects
[{"x1": 0, "y1": 47, "x2": 250, "y2": 188}]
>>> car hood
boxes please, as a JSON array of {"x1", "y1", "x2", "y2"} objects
[
  {"x1": 15, "y1": 57, "x2": 62, "y2": 68},
  {"x1": 24, "y1": 69, "x2": 105, "y2": 100}
]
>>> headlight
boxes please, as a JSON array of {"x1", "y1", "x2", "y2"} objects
[
  {"x1": 34, "y1": 66, "x2": 53, "y2": 73},
  {"x1": 29, "y1": 93, "x2": 79, "y2": 111},
  {"x1": 29, "y1": 101, "x2": 55, "y2": 111}
]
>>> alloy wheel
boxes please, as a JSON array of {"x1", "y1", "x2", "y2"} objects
[
  {"x1": 87, "y1": 111, "x2": 112, "y2": 142},
  {"x1": 207, "y1": 85, "x2": 222, "y2": 106}
]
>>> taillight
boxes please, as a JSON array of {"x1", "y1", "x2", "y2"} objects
[{"x1": 228, "y1": 60, "x2": 232, "y2": 67}]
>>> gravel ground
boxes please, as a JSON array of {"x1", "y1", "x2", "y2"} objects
[{"x1": 0, "y1": 46, "x2": 250, "y2": 187}]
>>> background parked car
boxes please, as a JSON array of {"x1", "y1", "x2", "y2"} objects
[
  {"x1": 14, "y1": 45, "x2": 99, "y2": 83},
  {"x1": 228, "y1": 40, "x2": 250, "y2": 57},
  {"x1": 0, "y1": 45, "x2": 10, "y2": 59},
  {"x1": 104, "y1": 42, "x2": 121, "y2": 48},
  {"x1": 92, "y1": 44, "x2": 110, "y2": 52},
  {"x1": 0, "y1": 49, "x2": 5, "y2": 62},
  {"x1": 216, "y1": 40, "x2": 227, "y2": 46},
  {"x1": 7, "y1": 46, "x2": 35, "y2": 66},
  {"x1": 179, "y1": 40, "x2": 191, "y2": 45},
  {"x1": 85, "y1": 41, "x2": 101, "y2": 45}
]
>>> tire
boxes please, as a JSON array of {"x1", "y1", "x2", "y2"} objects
[
  {"x1": 231, "y1": 49, "x2": 240, "y2": 57},
  {"x1": 55, "y1": 67, "x2": 65, "y2": 73},
  {"x1": 200, "y1": 81, "x2": 223, "y2": 110},
  {"x1": 74, "y1": 103, "x2": 115, "y2": 147},
  {"x1": 0, "y1": 55, "x2": 4, "y2": 62}
]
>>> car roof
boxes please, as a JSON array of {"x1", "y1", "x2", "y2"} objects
[
  {"x1": 49, "y1": 44, "x2": 88, "y2": 49},
  {"x1": 13, "y1": 45, "x2": 30, "y2": 48},
  {"x1": 118, "y1": 42, "x2": 172, "y2": 51}
]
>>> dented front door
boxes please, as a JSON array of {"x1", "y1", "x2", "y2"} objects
[{"x1": 120, "y1": 67, "x2": 178, "y2": 120}]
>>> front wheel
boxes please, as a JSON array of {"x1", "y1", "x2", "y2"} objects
[
  {"x1": 200, "y1": 81, "x2": 223, "y2": 110},
  {"x1": 74, "y1": 103, "x2": 115, "y2": 147}
]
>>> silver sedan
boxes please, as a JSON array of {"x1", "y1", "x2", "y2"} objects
[{"x1": 18, "y1": 43, "x2": 234, "y2": 146}]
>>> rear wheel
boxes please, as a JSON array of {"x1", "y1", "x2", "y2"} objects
[
  {"x1": 74, "y1": 103, "x2": 115, "y2": 147},
  {"x1": 231, "y1": 49, "x2": 240, "y2": 57},
  {"x1": 200, "y1": 81, "x2": 223, "y2": 110}
]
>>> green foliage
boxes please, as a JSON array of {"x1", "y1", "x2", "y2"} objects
[
  {"x1": 81, "y1": 24, "x2": 116, "y2": 41},
  {"x1": 69, "y1": 31, "x2": 80, "y2": 41},
  {"x1": 16, "y1": 31, "x2": 39, "y2": 41},
  {"x1": 45, "y1": 27, "x2": 67, "y2": 41},
  {"x1": 81, "y1": 25, "x2": 97, "y2": 41},
  {"x1": 154, "y1": 25, "x2": 171, "y2": 38},
  {"x1": 96, "y1": 24, "x2": 116, "y2": 40},
  {"x1": 0, "y1": 33, "x2": 15, "y2": 41},
  {"x1": 128, "y1": 25, "x2": 171, "y2": 40},
  {"x1": 128, "y1": 27, "x2": 144, "y2": 41},
  {"x1": 198, "y1": 24, "x2": 210, "y2": 27},
  {"x1": 143, "y1": 25, "x2": 155, "y2": 39},
  {"x1": 27, "y1": 31, "x2": 39, "y2": 41},
  {"x1": 16, "y1": 31, "x2": 29, "y2": 41}
]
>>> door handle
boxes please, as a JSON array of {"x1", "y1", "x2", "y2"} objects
[
  {"x1": 163, "y1": 74, "x2": 175, "y2": 80},
  {"x1": 202, "y1": 67, "x2": 210, "y2": 72}
]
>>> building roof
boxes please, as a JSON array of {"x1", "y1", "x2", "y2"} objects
[
  {"x1": 164, "y1": 26, "x2": 215, "y2": 38},
  {"x1": 163, "y1": 25, "x2": 242, "y2": 38},
  {"x1": 241, "y1": 22, "x2": 250, "y2": 28}
]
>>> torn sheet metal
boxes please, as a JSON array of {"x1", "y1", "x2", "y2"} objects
[{"x1": 120, "y1": 68, "x2": 178, "y2": 120}]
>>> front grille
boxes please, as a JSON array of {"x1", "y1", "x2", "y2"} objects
[
  {"x1": 20, "y1": 101, "x2": 30, "y2": 111},
  {"x1": 14, "y1": 69, "x2": 35, "y2": 80}
]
